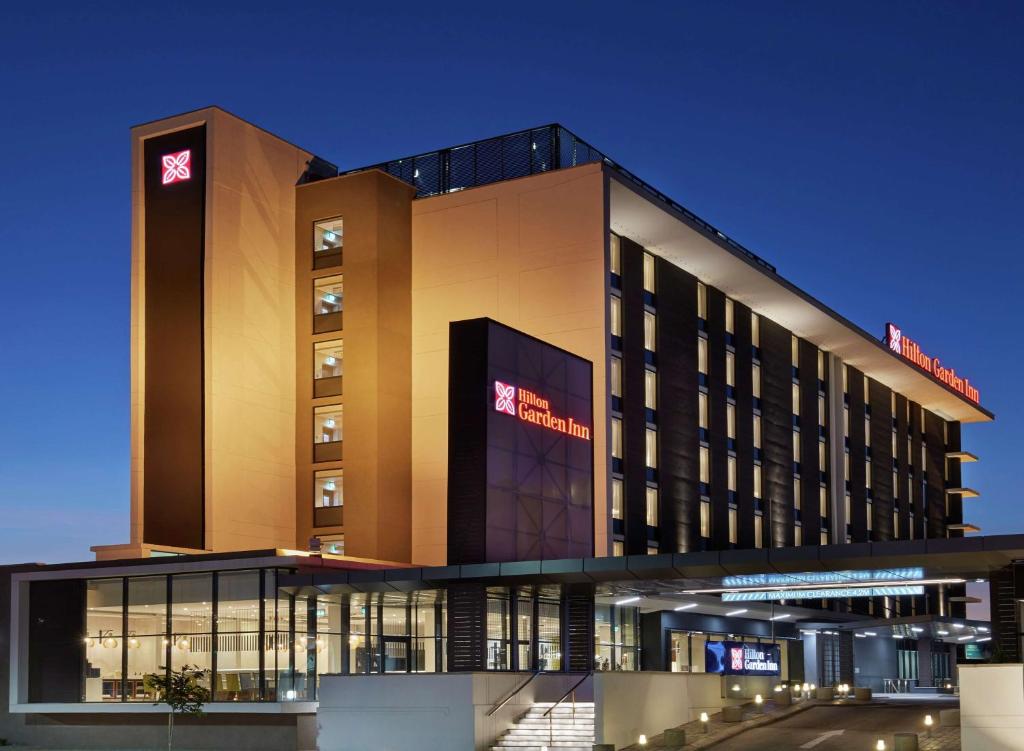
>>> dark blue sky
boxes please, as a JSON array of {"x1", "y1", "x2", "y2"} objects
[{"x1": 0, "y1": 2, "x2": 1020, "y2": 564}]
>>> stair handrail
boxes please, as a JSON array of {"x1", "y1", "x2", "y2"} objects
[
  {"x1": 542, "y1": 672, "x2": 593, "y2": 718},
  {"x1": 485, "y1": 670, "x2": 543, "y2": 717}
]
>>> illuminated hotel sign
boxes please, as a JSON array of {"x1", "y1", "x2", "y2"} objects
[
  {"x1": 721, "y1": 567, "x2": 924, "y2": 589},
  {"x1": 705, "y1": 641, "x2": 781, "y2": 676},
  {"x1": 721, "y1": 585, "x2": 925, "y2": 602},
  {"x1": 161, "y1": 149, "x2": 192, "y2": 185},
  {"x1": 494, "y1": 380, "x2": 592, "y2": 441},
  {"x1": 886, "y1": 323, "x2": 980, "y2": 404}
]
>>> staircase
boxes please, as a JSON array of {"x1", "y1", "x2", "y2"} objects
[{"x1": 490, "y1": 701, "x2": 595, "y2": 751}]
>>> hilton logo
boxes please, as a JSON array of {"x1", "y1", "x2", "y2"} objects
[
  {"x1": 730, "y1": 647, "x2": 744, "y2": 672},
  {"x1": 493, "y1": 380, "x2": 591, "y2": 441},
  {"x1": 494, "y1": 381, "x2": 516, "y2": 415},
  {"x1": 161, "y1": 149, "x2": 192, "y2": 185},
  {"x1": 887, "y1": 323, "x2": 902, "y2": 355}
]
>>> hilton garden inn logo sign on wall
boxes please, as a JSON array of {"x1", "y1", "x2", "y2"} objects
[
  {"x1": 886, "y1": 323, "x2": 980, "y2": 404},
  {"x1": 494, "y1": 380, "x2": 591, "y2": 441},
  {"x1": 161, "y1": 149, "x2": 192, "y2": 185}
]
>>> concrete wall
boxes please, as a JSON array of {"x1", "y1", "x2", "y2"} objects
[
  {"x1": 317, "y1": 672, "x2": 583, "y2": 751},
  {"x1": 853, "y1": 634, "x2": 898, "y2": 691},
  {"x1": 960, "y1": 663, "x2": 1024, "y2": 751},
  {"x1": 409, "y1": 163, "x2": 609, "y2": 565},
  {"x1": 593, "y1": 672, "x2": 742, "y2": 749}
]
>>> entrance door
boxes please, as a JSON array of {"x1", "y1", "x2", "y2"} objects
[{"x1": 383, "y1": 637, "x2": 410, "y2": 673}]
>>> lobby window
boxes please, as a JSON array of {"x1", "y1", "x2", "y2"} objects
[
  {"x1": 699, "y1": 446, "x2": 710, "y2": 486},
  {"x1": 644, "y1": 369, "x2": 657, "y2": 415},
  {"x1": 84, "y1": 578, "x2": 124, "y2": 702},
  {"x1": 610, "y1": 357, "x2": 622, "y2": 407},
  {"x1": 728, "y1": 507, "x2": 737, "y2": 545},
  {"x1": 314, "y1": 340, "x2": 343, "y2": 398},
  {"x1": 644, "y1": 311, "x2": 656, "y2": 353},
  {"x1": 645, "y1": 429, "x2": 658, "y2": 469},
  {"x1": 169, "y1": 573, "x2": 213, "y2": 693},
  {"x1": 645, "y1": 486, "x2": 659, "y2": 527},
  {"x1": 643, "y1": 252, "x2": 656, "y2": 294},
  {"x1": 313, "y1": 405, "x2": 343, "y2": 463},
  {"x1": 215, "y1": 570, "x2": 261, "y2": 701},
  {"x1": 313, "y1": 217, "x2": 344, "y2": 269},
  {"x1": 610, "y1": 295, "x2": 622, "y2": 344},
  {"x1": 609, "y1": 233, "x2": 622, "y2": 279},
  {"x1": 314, "y1": 470, "x2": 343, "y2": 527},
  {"x1": 125, "y1": 576, "x2": 166, "y2": 702},
  {"x1": 754, "y1": 513, "x2": 764, "y2": 548},
  {"x1": 697, "y1": 282, "x2": 707, "y2": 323},
  {"x1": 486, "y1": 590, "x2": 511, "y2": 670},
  {"x1": 537, "y1": 596, "x2": 561, "y2": 671},
  {"x1": 700, "y1": 501, "x2": 711, "y2": 538},
  {"x1": 611, "y1": 418, "x2": 623, "y2": 460},
  {"x1": 612, "y1": 478, "x2": 624, "y2": 521},
  {"x1": 313, "y1": 275, "x2": 344, "y2": 334},
  {"x1": 612, "y1": 540, "x2": 625, "y2": 556}
]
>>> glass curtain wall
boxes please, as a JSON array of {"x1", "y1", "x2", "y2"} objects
[{"x1": 593, "y1": 604, "x2": 639, "y2": 671}]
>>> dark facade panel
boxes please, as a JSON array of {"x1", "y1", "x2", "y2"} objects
[
  {"x1": 798, "y1": 339, "x2": 821, "y2": 542},
  {"x1": 760, "y1": 317, "x2": 794, "y2": 547},
  {"x1": 620, "y1": 238, "x2": 649, "y2": 554},
  {"x1": 143, "y1": 125, "x2": 207, "y2": 550},
  {"x1": 870, "y1": 378, "x2": 894, "y2": 541},
  {"x1": 733, "y1": 301, "x2": 755, "y2": 549},
  {"x1": 895, "y1": 394, "x2": 911, "y2": 540},
  {"x1": 848, "y1": 366, "x2": 868, "y2": 543},
  {"x1": 654, "y1": 258, "x2": 699, "y2": 553},
  {"x1": 947, "y1": 422, "x2": 964, "y2": 534},
  {"x1": 925, "y1": 410, "x2": 946, "y2": 541},
  {"x1": 29, "y1": 579, "x2": 85, "y2": 702},
  {"x1": 910, "y1": 402, "x2": 925, "y2": 540},
  {"x1": 706, "y1": 287, "x2": 729, "y2": 548}
]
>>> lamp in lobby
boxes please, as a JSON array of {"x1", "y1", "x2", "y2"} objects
[
  {"x1": 100, "y1": 630, "x2": 118, "y2": 649},
  {"x1": 127, "y1": 632, "x2": 140, "y2": 649},
  {"x1": 175, "y1": 636, "x2": 191, "y2": 651}
]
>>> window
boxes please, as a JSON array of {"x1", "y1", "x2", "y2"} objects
[
  {"x1": 313, "y1": 275, "x2": 344, "y2": 334},
  {"x1": 611, "y1": 418, "x2": 623, "y2": 460},
  {"x1": 794, "y1": 476, "x2": 802, "y2": 510},
  {"x1": 699, "y1": 446, "x2": 710, "y2": 485},
  {"x1": 314, "y1": 340, "x2": 344, "y2": 398},
  {"x1": 698, "y1": 337, "x2": 708, "y2": 375},
  {"x1": 610, "y1": 296, "x2": 622, "y2": 339},
  {"x1": 644, "y1": 369, "x2": 657, "y2": 411},
  {"x1": 793, "y1": 432, "x2": 801, "y2": 464},
  {"x1": 752, "y1": 364, "x2": 761, "y2": 399},
  {"x1": 792, "y1": 336, "x2": 799, "y2": 368},
  {"x1": 215, "y1": 570, "x2": 261, "y2": 701},
  {"x1": 313, "y1": 405, "x2": 343, "y2": 462},
  {"x1": 866, "y1": 501, "x2": 873, "y2": 531},
  {"x1": 726, "y1": 351, "x2": 735, "y2": 388},
  {"x1": 727, "y1": 404, "x2": 736, "y2": 440},
  {"x1": 612, "y1": 479, "x2": 624, "y2": 520},
  {"x1": 819, "y1": 395, "x2": 826, "y2": 427},
  {"x1": 865, "y1": 460, "x2": 872, "y2": 488},
  {"x1": 84, "y1": 579, "x2": 124, "y2": 701},
  {"x1": 754, "y1": 465, "x2": 762, "y2": 499},
  {"x1": 894, "y1": 511, "x2": 900, "y2": 537},
  {"x1": 792, "y1": 383, "x2": 801, "y2": 415},
  {"x1": 751, "y1": 313, "x2": 760, "y2": 347},
  {"x1": 610, "y1": 357, "x2": 622, "y2": 400},
  {"x1": 754, "y1": 514, "x2": 764, "y2": 548},
  {"x1": 817, "y1": 350, "x2": 825, "y2": 382},
  {"x1": 700, "y1": 501, "x2": 711, "y2": 538},
  {"x1": 819, "y1": 486, "x2": 828, "y2": 517},
  {"x1": 727, "y1": 456, "x2": 737, "y2": 492},
  {"x1": 644, "y1": 312, "x2": 656, "y2": 352},
  {"x1": 609, "y1": 233, "x2": 621, "y2": 276},
  {"x1": 820, "y1": 530, "x2": 829, "y2": 545},
  {"x1": 794, "y1": 523, "x2": 802, "y2": 546},
  {"x1": 643, "y1": 252, "x2": 656, "y2": 293},
  {"x1": 728, "y1": 507, "x2": 738, "y2": 544},
  {"x1": 818, "y1": 440, "x2": 826, "y2": 469},
  {"x1": 753, "y1": 415, "x2": 762, "y2": 448},
  {"x1": 314, "y1": 217, "x2": 344, "y2": 269},
  {"x1": 699, "y1": 392, "x2": 709, "y2": 430},
  {"x1": 314, "y1": 470, "x2": 343, "y2": 526},
  {"x1": 865, "y1": 417, "x2": 872, "y2": 446},
  {"x1": 645, "y1": 429, "x2": 658, "y2": 469},
  {"x1": 697, "y1": 282, "x2": 707, "y2": 320},
  {"x1": 725, "y1": 298, "x2": 734, "y2": 333},
  {"x1": 125, "y1": 577, "x2": 165, "y2": 701},
  {"x1": 645, "y1": 486, "x2": 659, "y2": 526},
  {"x1": 844, "y1": 494, "x2": 851, "y2": 523}
]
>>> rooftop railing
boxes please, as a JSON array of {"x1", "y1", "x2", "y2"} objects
[{"x1": 340, "y1": 123, "x2": 777, "y2": 274}]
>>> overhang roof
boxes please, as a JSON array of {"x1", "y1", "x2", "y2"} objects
[{"x1": 607, "y1": 170, "x2": 992, "y2": 423}]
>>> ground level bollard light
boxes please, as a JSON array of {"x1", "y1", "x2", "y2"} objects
[
  {"x1": 700, "y1": 711, "x2": 709, "y2": 733},
  {"x1": 876, "y1": 740, "x2": 887, "y2": 751},
  {"x1": 755, "y1": 694, "x2": 763, "y2": 713},
  {"x1": 924, "y1": 714, "x2": 933, "y2": 737},
  {"x1": 802, "y1": 682, "x2": 810, "y2": 699},
  {"x1": 638, "y1": 734, "x2": 648, "y2": 746}
]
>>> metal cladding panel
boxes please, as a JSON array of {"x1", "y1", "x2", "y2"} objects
[
  {"x1": 848, "y1": 365, "x2": 868, "y2": 543},
  {"x1": 925, "y1": 410, "x2": 947, "y2": 542},
  {"x1": 990, "y1": 565, "x2": 1019, "y2": 662},
  {"x1": 870, "y1": 378, "x2": 895, "y2": 541},
  {"x1": 895, "y1": 393, "x2": 912, "y2": 539},
  {"x1": 447, "y1": 318, "x2": 594, "y2": 564},
  {"x1": 142, "y1": 125, "x2": 206, "y2": 550},
  {"x1": 910, "y1": 402, "x2": 925, "y2": 540},
  {"x1": 947, "y1": 421, "x2": 964, "y2": 532},
  {"x1": 654, "y1": 258, "x2": 700, "y2": 553},
  {"x1": 733, "y1": 301, "x2": 755, "y2": 549},
  {"x1": 446, "y1": 583, "x2": 487, "y2": 671},
  {"x1": 29, "y1": 579, "x2": 86, "y2": 702},
  {"x1": 620, "y1": 237, "x2": 648, "y2": 554},
  {"x1": 564, "y1": 584, "x2": 596, "y2": 672},
  {"x1": 759, "y1": 317, "x2": 794, "y2": 547},
  {"x1": 706, "y1": 287, "x2": 729, "y2": 549},
  {"x1": 798, "y1": 339, "x2": 822, "y2": 539}
]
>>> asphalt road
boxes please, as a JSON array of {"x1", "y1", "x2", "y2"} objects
[{"x1": 708, "y1": 700, "x2": 952, "y2": 751}]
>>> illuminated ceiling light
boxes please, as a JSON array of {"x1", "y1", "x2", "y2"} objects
[
  {"x1": 726, "y1": 609, "x2": 748, "y2": 617},
  {"x1": 976, "y1": 637, "x2": 991, "y2": 643},
  {"x1": 937, "y1": 631, "x2": 949, "y2": 636},
  {"x1": 855, "y1": 633, "x2": 867, "y2": 638},
  {"x1": 978, "y1": 627, "x2": 989, "y2": 632},
  {"x1": 957, "y1": 636, "x2": 973, "y2": 641},
  {"x1": 952, "y1": 623, "x2": 965, "y2": 629},
  {"x1": 324, "y1": 356, "x2": 336, "y2": 366},
  {"x1": 911, "y1": 627, "x2": 924, "y2": 633},
  {"x1": 616, "y1": 597, "x2": 641, "y2": 605},
  {"x1": 324, "y1": 419, "x2": 335, "y2": 428},
  {"x1": 863, "y1": 631, "x2": 877, "y2": 636},
  {"x1": 769, "y1": 614, "x2": 791, "y2": 621},
  {"x1": 674, "y1": 603, "x2": 698, "y2": 611},
  {"x1": 891, "y1": 634, "x2": 903, "y2": 639}
]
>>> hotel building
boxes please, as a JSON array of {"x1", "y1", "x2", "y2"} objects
[{"x1": 1, "y1": 107, "x2": 1014, "y2": 751}]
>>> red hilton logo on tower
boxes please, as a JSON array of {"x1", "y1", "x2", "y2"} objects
[
  {"x1": 493, "y1": 380, "x2": 591, "y2": 441},
  {"x1": 886, "y1": 323, "x2": 980, "y2": 404},
  {"x1": 161, "y1": 149, "x2": 192, "y2": 185}
]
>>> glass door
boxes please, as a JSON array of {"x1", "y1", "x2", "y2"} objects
[{"x1": 383, "y1": 637, "x2": 410, "y2": 673}]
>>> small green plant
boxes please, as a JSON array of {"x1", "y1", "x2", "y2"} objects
[{"x1": 144, "y1": 665, "x2": 211, "y2": 751}]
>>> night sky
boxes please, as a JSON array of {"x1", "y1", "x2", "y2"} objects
[{"x1": 0, "y1": 2, "x2": 1020, "y2": 573}]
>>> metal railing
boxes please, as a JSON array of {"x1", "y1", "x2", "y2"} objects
[
  {"x1": 882, "y1": 677, "x2": 917, "y2": 693},
  {"x1": 485, "y1": 670, "x2": 543, "y2": 717},
  {"x1": 542, "y1": 672, "x2": 593, "y2": 748},
  {"x1": 339, "y1": 124, "x2": 777, "y2": 274}
]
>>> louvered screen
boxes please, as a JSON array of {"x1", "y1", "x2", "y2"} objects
[
  {"x1": 447, "y1": 583, "x2": 487, "y2": 672},
  {"x1": 564, "y1": 586, "x2": 595, "y2": 673}
]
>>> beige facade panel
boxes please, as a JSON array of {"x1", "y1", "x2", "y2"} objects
[{"x1": 410, "y1": 163, "x2": 609, "y2": 566}]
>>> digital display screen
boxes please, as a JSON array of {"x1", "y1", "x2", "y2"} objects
[{"x1": 705, "y1": 641, "x2": 782, "y2": 676}]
